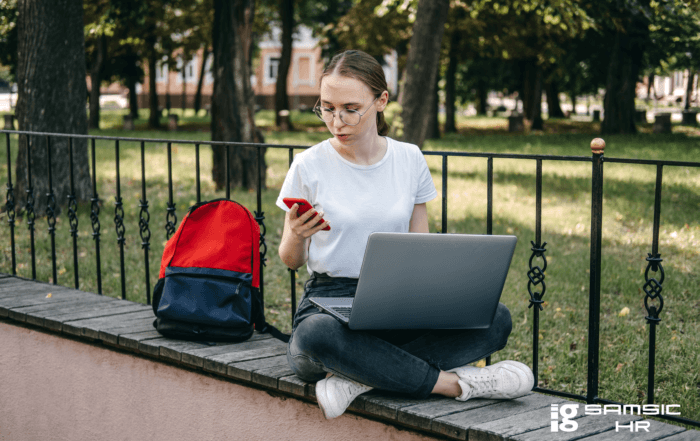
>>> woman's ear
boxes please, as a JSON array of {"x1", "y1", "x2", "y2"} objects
[{"x1": 377, "y1": 90, "x2": 389, "y2": 112}]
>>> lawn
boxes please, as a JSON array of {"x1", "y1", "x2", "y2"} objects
[{"x1": 1, "y1": 112, "x2": 699, "y2": 424}]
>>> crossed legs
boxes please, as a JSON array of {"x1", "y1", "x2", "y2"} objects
[{"x1": 287, "y1": 303, "x2": 513, "y2": 399}]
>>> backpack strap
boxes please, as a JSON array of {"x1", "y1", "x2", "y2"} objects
[
  {"x1": 251, "y1": 287, "x2": 290, "y2": 343},
  {"x1": 258, "y1": 321, "x2": 290, "y2": 343}
]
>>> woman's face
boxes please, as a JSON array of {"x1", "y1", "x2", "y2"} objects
[{"x1": 319, "y1": 73, "x2": 384, "y2": 145}]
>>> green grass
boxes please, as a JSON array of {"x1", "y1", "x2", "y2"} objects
[{"x1": 1, "y1": 114, "x2": 699, "y2": 425}]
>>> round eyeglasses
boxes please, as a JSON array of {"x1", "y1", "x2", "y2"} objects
[{"x1": 313, "y1": 97, "x2": 378, "y2": 126}]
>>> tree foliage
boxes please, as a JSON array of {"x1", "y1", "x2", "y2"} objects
[
  {"x1": 296, "y1": 0, "x2": 355, "y2": 62},
  {"x1": 0, "y1": 0, "x2": 18, "y2": 84}
]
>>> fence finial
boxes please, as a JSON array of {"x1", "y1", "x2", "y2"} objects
[{"x1": 591, "y1": 138, "x2": 606, "y2": 153}]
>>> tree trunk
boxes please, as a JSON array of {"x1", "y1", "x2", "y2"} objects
[
  {"x1": 476, "y1": 83, "x2": 488, "y2": 116},
  {"x1": 88, "y1": 35, "x2": 106, "y2": 130},
  {"x1": 399, "y1": 0, "x2": 450, "y2": 148},
  {"x1": 274, "y1": 0, "x2": 294, "y2": 129},
  {"x1": 127, "y1": 76, "x2": 138, "y2": 119},
  {"x1": 601, "y1": 28, "x2": 645, "y2": 135},
  {"x1": 426, "y1": 63, "x2": 441, "y2": 139},
  {"x1": 181, "y1": 63, "x2": 187, "y2": 115},
  {"x1": 211, "y1": 0, "x2": 266, "y2": 191},
  {"x1": 147, "y1": 47, "x2": 160, "y2": 128},
  {"x1": 397, "y1": 67, "x2": 406, "y2": 104},
  {"x1": 545, "y1": 80, "x2": 564, "y2": 118},
  {"x1": 15, "y1": 0, "x2": 91, "y2": 211},
  {"x1": 646, "y1": 73, "x2": 654, "y2": 104},
  {"x1": 165, "y1": 58, "x2": 171, "y2": 116},
  {"x1": 685, "y1": 70, "x2": 694, "y2": 111},
  {"x1": 194, "y1": 47, "x2": 210, "y2": 114},
  {"x1": 569, "y1": 91, "x2": 577, "y2": 115},
  {"x1": 444, "y1": 32, "x2": 458, "y2": 134},
  {"x1": 165, "y1": 85, "x2": 171, "y2": 115},
  {"x1": 521, "y1": 60, "x2": 543, "y2": 130}
]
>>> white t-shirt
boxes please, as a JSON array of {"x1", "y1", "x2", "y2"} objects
[{"x1": 276, "y1": 136, "x2": 438, "y2": 278}]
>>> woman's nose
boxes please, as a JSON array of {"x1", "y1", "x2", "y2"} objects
[{"x1": 332, "y1": 112, "x2": 346, "y2": 128}]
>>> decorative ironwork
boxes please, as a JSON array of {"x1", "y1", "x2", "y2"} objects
[
  {"x1": 643, "y1": 253, "x2": 664, "y2": 322},
  {"x1": 165, "y1": 202, "x2": 177, "y2": 239},
  {"x1": 114, "y1": 196, "x2": 125, "y2": 245},
  {"x1": 68, "y1": 194, "x2": 78, "y2": 237},
  {"x1": 139, "y1": 198, "x2": 151, "y2": 250},
  {"x1": 25, "y1": 187, "x2": 36, "y2": 229},
  {"x1": 527, "y1": 241, "x2": 547, "y2": 310},
  {"x1": 91, "y1": 196, "x2": 101, "y2": 241},
  {"x1": 255, "y1": 210, "x2": 268, "y2": 267},
  {"x1": 46, "y1": 192, "x2": 57, "y2": 234},
  {"x1": 5, "y1": 182, "x2": 15, "y2": 228}
]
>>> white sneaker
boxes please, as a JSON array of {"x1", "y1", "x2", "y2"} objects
[
  {"x1": 448, "y1": 360, "x2": 534, "y2": 401},
  {"x1": 315, "y1": 375, "x2": 373, "y2": 419}
]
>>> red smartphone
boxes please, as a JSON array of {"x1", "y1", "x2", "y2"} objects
[{"x1": 283, "y1": 197, "x2": 331, "y2": 231}]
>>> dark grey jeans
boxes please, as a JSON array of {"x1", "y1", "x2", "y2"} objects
[{"x1": 286, "y1": 273, "x2": 513, "y2": 399}]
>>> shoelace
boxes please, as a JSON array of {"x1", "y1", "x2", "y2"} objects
[
  {"x1": 464, "y1": 372, "x2": 500, "y2": 399},
  {"x1": 338, "y1": 378, "x2": 369, "y2": 401}
]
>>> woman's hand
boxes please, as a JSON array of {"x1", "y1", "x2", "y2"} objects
[
  {"x1": 278, "y1": 203, "x2": 330, "y2": 270},
  {"x1": 286, "y1": 203, "x2": 330, "y2": 239}
]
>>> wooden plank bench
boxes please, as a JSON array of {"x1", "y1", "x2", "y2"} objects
[{"x1": 0, "y1": 274, "x2": 696, "y2": 440}]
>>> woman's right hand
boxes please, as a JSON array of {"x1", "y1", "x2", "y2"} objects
[
  {"x1": 279, "y1": 203, "x2": 329, "y2": 270},
  {"x1": 286, "y1": 203, "x2": 330, "y2": 240}
]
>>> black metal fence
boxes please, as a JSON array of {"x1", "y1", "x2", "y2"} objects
[{"x1": 2, "y1": 129, "x2": 699, "y2": 428}]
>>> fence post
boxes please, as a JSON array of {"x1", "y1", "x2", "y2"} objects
[
  {"x1": 5, "y1": 133, "x2": 17, "y2": 275},
  {"x1": 288, "y1": 148, "x2": 297, "y2": 325},
  {"x1": 441, "y1": 155, "x2": 447, "y2": 233},
  {"x1": 68, "y1": 138, "x2": 79, "y2": 289},
  {"x1": 643, "y1": 164, "x2": 665, "y2": 404},
  {"x1": 25, "y1": 135, "x2": 37, "y2": 280},
  {"x1": 587, "y1": 137, "x2": 605, "y2": 403},
  {"x1": 527, "y1": 159, "x2": 547, "y2": 385},
  {"x1": 46, "y1": 136, "x2": 58, "y2": 285},
  {"x1": 165, "y1": 142, "x2": 177, "y2": 241},
  {"x1": 114, "y1": 140, "x2": 127, "y2": 299},
  {"x1": 139, "y1": 141, "x2": 152, "y2": 305},
  {"x1": 90, "y1": 138, "x2": 102, "y2": 294},
  {"x1": 255, "y1": 146, "x2": 268, "y2": 317}
]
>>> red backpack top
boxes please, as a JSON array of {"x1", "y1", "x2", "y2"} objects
[{"x1": 159, "y1": 199, "x2": 261, "y2": 287}]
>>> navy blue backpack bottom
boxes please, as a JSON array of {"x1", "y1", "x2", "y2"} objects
[
  {"x1": 151, "y1": 277, "x2": 289, "y2": 344},
  {"x1": 152, "y1": 317, "x2": 254, "y2": 343}
]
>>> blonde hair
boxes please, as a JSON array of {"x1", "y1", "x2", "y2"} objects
[{"x1": 320, "y1": 50, "x2": 389, "y2": 136}]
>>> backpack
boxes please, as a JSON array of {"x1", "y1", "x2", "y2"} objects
[{"x1": 151, "y1": 198, "x2": 289, "y2": 344}]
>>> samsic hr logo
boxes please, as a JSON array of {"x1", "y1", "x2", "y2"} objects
[{"x1": 551, "y1": 403, "x2": 681, "y2": 433}]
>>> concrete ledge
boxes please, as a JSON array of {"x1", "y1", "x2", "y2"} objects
[{"x1": 0, "y1": 275, "x2": 696, "y2": 440}]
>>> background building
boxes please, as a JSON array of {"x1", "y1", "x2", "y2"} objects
[{"x1": 128, "y1": 25, "x2": 399, "y2": 112}]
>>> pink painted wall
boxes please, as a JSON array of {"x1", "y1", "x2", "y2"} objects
[{"x1": 0, "y1": 321, "x2": 437, "y2": 441}]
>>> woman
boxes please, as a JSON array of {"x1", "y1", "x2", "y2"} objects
[{"x1": 276, "y1": 50, "x2": 533, "y2": 420}]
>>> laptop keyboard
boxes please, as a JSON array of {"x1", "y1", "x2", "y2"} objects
[{"x1": 333, "y1": 307, "x2": 352, "y2": 319}]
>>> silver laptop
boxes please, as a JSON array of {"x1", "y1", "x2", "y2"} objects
[{"x1": 309, "y1": 232, "x2": 517, "y2": 330}]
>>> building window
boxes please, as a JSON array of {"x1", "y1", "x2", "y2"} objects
[
  {"x1": 674, "y1": 71, "x2": 683, "y2": 90},
  {"x1": 176, "y1": 56, "x2": 198, "y2": 84},
  {"x1": 293, "y1": 54, "x2": 314, "y2": 87},
  {"x1": 269, "y1": 57, "x2": 280, "y2": 80},
  {"x1": 156, "y1": 60, "x2": 169, "y2": 83},
  {"x1": 205, "y1": 56, "x2": 213, "y2": 85},
  {"x1": 264, "y1": 55, "x2": 281, "y2": 85}
]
